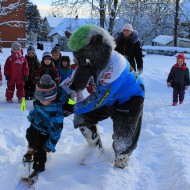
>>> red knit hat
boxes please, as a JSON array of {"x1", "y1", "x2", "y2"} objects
[{"x1": 177, "y1": 53, "x2": 185, "y2": 63}]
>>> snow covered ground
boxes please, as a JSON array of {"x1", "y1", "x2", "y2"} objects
[{"x1": 0, "y1": 46, "x2": 190, "y2": 190}]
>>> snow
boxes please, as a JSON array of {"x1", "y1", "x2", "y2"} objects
[{"x1": 0, "y1": 45, "x2": 190, "y2": 190}]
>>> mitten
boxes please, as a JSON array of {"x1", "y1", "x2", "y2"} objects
[
  {"x1": 24, "y1": 76, "x2": 28, "y2": 81},
  {"x1": 167, "y1": 82, "x2": 171, "y2": 88},
  {"x1": 137, "y1": 68, "x2": 143, "y2": 75},
  {"x1": 5, "y1": 75, "x2": 10, "y2": 80}
]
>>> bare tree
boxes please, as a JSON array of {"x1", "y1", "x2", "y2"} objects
[{"x1": 173, "y1": 0, "x2": 180, "y2": 46}]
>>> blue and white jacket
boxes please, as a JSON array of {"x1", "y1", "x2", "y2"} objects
[
  {"x1": 27, "y1": 87, "x2": 69, "y2": 152},
  {"x1": 74, "y1": 50, "x2": 144, "y2": 114}
]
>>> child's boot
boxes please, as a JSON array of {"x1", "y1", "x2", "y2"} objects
[
  {"x1": 114, "y1": 154, "x2": 129, "y2": 169},
  {"x1": 6, "y1": 98, "x2": 13, "y2": 103},
  {"x1": 179, "y1": 101, "x2": 183, "y2": 104},
  {"x1": 172, "y1": 102, "x2": 177, "y2": 106}
]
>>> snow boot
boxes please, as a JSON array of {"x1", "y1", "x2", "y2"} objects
[
  {"x1": 79, "y1": 125, "x2": 103, "y2": 150},
  {"x1": 114, "y1": 154, "x2": 129, "y2": 169},
  {"x1": 172, "y1": 102, "x2": 177, "y2": 106},
  {"x1": 22, "y1": 170, "x2": 39, "y2": 186},
  {"x1": 179, "y1": 101, "x2": 183, "y2": 104},
  {"x1": 6, "y1": 98, "x2": 13, "y2": 103}
]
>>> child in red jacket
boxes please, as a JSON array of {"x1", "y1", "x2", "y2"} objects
[
  {"x1": 4, "y1": 42, "x2": 29, "y2": 103},
  {"x1": 167, "y1": 54, "x2": 190, "y2": 106}
]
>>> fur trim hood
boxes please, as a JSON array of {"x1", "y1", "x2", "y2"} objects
[{"x1": 117, "y1": 30, "x2": 140, "y2": 44}]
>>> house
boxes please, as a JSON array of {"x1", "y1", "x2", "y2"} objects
[
  {"x1": 152, "y1": 35, "x2": 190, "y2": 48},
  {"x1": 47, "y1": 18, "x2": 100, "y2": 51},
  {"x1": 0, "y1": 0, "x2": 26, "y2": 48},
  {"x1": 43, "y1": 16, "x2": 64, "y2": 33}
]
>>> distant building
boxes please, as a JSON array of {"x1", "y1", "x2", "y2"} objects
[
  {"x1": 43, "y1": 16, "x2": 64, "y2": 33},
  {"x1": 152, "y1": 35, "x2": 190, "y2": 48},
  {"x1": 0, "y1": 0, "x2": 26, "y2": 48}
]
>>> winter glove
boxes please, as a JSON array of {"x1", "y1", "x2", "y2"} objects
[
  {"x1": 43, "y1": 146, "x2": 51, "y2": 153},
  {"x1": 5, "y1": 75, "x2": 10, "y2": 80},
  {"x1": 185, "y1": 85, "x2": 188, "y2": 90},
  {"x1": 137, "y1": 68, "x2": 143, "y2": 75},
  {"x1": 167, "y1": 82, "x2": 171, "y2": 88},
  {"x1": 24, "y1": 76, "x2": 28, "y2": 81},
  {"x1": 0, "y1": 81, "x2": 2, "y2": 86}
]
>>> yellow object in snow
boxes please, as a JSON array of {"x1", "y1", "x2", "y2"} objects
[
  {"x1": 68, "y1": 98, "x2": 76, "y2": 105},
  {"x1": 20, "y1": 98, "x2": 26, "y2": 111}
]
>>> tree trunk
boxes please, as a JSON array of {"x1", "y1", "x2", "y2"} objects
[
  {"x1": 99, "y1": 0, "x2": 105, "y2": 28},
  {"x1": 108, "y1": 0, "x2": 118, "y2": 35},
  {"x1": 174, "y1": 0, "x2": 180, "y2": 47}
]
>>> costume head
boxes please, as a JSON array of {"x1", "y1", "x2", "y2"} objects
[
  {"x1": 34, "y1": 74, "x2": 57, "y2": 101},
  {"x1": 68, "y1": 25, "x2": 116, "y2": 92}
]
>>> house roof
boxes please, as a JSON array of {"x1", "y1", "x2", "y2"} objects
[
  {"x1": 152, "y1": 35, "x2": 173, "y2": 45},
  {"x1": 48, "y1": 18, "x2": 100, "y2": 37},
  {"x1": 44, "y1": 16, "x2": 64, "y2": 28}
]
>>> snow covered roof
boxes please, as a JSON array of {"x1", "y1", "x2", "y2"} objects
[
  {"x1": 152, "y1": 35, "x2": 173, "y2": 45},
  {"x1": 44, "y1": 16, "x2": 64, "y2": 28},
  {"x1": 48, "y1": 18, "x2": 100, "y2": 37}
]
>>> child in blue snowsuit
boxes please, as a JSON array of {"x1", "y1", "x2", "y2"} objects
[{"x1": 23, "y1": 74, "x2": 73, "y2": 180}]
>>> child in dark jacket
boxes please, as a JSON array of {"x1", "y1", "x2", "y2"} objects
[
  {"x1": 57, "y1": 56, "x2": 73, "y2": 83},
  {"x1": 167, "y1": 54, "x2": 190, "y2": 106},
  {"x1": 35, "y1": 52, "x2": 60, "y2": 85},
  {"x1": 23, "y1": 74, "x2": 74, "y2": 184},
  {"x1": 25, "y1": 45, "x2": 40, "y2": 100},
  {"x1": 4, "y1": 42, "x2": 29, "y2": 103}
]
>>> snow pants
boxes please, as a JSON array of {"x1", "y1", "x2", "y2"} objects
[
  {"x1": 26, "y1": 125, "x2": 49, "y2": 172},
  {"x1": 74, "y1": 96, "x2": 144, "y2": 156},
  {"x1": 173, "y1": 87, "x2": 185, "y2": 103},
  {"x1": 6, "y1": 79, "x2": 25, "y2": 99}
]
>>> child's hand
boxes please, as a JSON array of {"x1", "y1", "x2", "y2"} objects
[
  {"x1": 185, "y1": 85, "x2": 188, "y2": 90},
  {"x1": 43, "y1": 147, "x2": 51, "y2": 152},
  {"x1": 167, "y1": 82, "x2": 171, "y2": 88}
]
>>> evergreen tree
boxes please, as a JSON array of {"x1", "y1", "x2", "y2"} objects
[{"x1": 26, "y1": 0, "x2": 42, "y2": 42}]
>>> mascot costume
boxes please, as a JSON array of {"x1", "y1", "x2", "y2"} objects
[{"x1": 67, "y1": 25, "x2": 145, "y2": 169}]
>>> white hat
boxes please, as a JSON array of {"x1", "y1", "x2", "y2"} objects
[{"x1": 122, "y1": 24, "x2": 133, "y2": 32}]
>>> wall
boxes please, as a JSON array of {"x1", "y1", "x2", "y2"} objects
[{"x1": 0, "y1": 0, "x2": 26, "y2": 48}]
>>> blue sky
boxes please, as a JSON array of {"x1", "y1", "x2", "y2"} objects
[{"x1": 31, "y1": 0, "x2": 52, "y2": 17}]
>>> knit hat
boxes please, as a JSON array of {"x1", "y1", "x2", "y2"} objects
[
  {"x1": 51, "y1": 46, "x2": 60, "y2": 54},
  {"x1": 42, "y1": 52, "x2": 52, "y2": 60},
  {"x1": 177, "y1": 53, "x2": 185, "y2": 63},
  {"x1": 122, "y1": 24, "x2": 133, "y2": 32},
  {"x1": 11, "y1": 42, "x2": 21, "y2": 50},
  {"x1": 61, "y1": 56, "x2": 70, "y2": 65},
  {"x1": 34, "y1": 74, "x2": 57, "y2": 101},
  {"x1": 27, "y1": 45, "x2": 35, "y2": 53}
]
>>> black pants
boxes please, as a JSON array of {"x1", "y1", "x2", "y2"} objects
[
  {"x1": 26, "y1": 125, "x2": 49, "y2": 172},
  {"x1": 24, "y1": 80, "x2": 35, "y2": 98},
  {"x1": 173, "y1": 87, "x2": 185, "y2": 102},
  {"x1": 74, "y1": 96, "x2": 144, "y2": 155}
]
